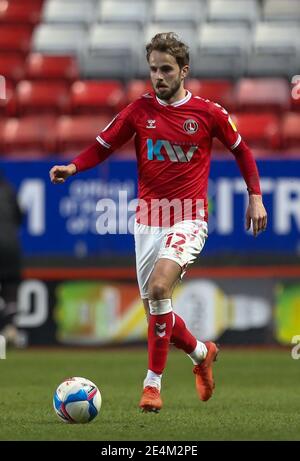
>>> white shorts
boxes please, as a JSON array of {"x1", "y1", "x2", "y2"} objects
[{"x1": 134, "y1": 219, "x2": 208, "y2": 299}]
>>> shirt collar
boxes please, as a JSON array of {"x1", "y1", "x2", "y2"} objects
[{"x1": 156, "y1": 90, "x2": 192, "y2": 107}]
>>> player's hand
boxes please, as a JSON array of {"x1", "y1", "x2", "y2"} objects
[
  {"x1": 246, "y1": 194, "x2": 267, "y2": 237},
  {"x1": 49, "y1": 164, "x2": 76, "y2": 184}
]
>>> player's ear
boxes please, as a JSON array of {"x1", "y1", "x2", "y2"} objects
[{"x1": 181, "y1": 65, "x2": 189, "y2": 80}]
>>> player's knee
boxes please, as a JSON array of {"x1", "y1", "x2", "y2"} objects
[{"x1": 148, "y1": 281, "x2": 170, "y2": 300}]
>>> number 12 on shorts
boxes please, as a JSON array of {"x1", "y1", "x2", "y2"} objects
[{"x1": 165, "y1": 233, "x2": 186, "y2": 253}]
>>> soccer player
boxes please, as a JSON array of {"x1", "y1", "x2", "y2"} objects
[{"x1": 50, "y1": 33, "x2": 267, "y2": 412}]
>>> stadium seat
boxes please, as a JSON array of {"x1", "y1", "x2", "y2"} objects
[
  {"x1": 97, "y1": 0, "x2": 149, "y2": 25},
  {"x1": 42, "y1": 0, "x2": 96, "y2": 25},
  {"x1": 126, "y1": 80, "x2": 153, "y2": 103},
  {"x1": 16, "y1": 80, "x2": 70, "y2": 115},
  {"x1": 70, "y1": 80, "x2": 125, "y2": 115},
  {"x1": 196, "y1": 23, "x2": 251, "y2": 77},
  {"x1": 0, "y1": 0, "x2": 44, "y2": 25},
  {"x1": 282, "y1": 113, "x2": 300, "y2": 150},
  {"x1": 232, "y1": 113, "x2": 281, "y2": 152},
  {"x1": 0, "y1": 53, "x2": 25, "y2": 82},
  {"x1": 185, "y1": 79, "x2": 235, "y2": 111},
  {"x1": 247, "y1": 22, "x2": 300, "y2": 77},
  {"x1": 2, "y1": 115, "x2": 57, "y2": 156},
  {"x1": 32, "y1": 24, "x2": 87, "y2": 56},
  {"x1": 0, "y1": 25, "x2": 33, "y2": 54},
  {"x1": 235, "y1": 78, "x2": 290, "y2": 113},
  {"x1": 25, "y1": 53, "x2": 79, "y2": 82},
  {"x1": 56, "y1": 114, "x2": 112, "y2": 154},
  {"x1": 152, "y1": 0, "x2": 206, "y2": 26},
  {"x1": 207, "y1": 0, "x2": 259, "y2": 25},
  {"x1": 0, "y1": 79, "x2": 17, "y2": 117},
  {"x1": 81, "y1": 24, "x2": 141, "y2": 79},
  {"x1": 263, "y1": 0, "x2": 300, "y2": 22},
  {"x1": 0, "y1": 117, "x2": 6, "y2": 153}
]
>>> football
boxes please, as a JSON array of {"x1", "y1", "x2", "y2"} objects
[{"x1": 53, "y1": 376, "x2": 102, "y2": 424}]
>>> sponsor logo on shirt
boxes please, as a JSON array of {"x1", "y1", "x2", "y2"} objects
[{"x1": 147, "y1": 139, "x2": 198, "y2": 162}]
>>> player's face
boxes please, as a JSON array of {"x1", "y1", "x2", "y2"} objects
[{"x1": 149, "y1": 51, "x2": 189, "y2": 101}]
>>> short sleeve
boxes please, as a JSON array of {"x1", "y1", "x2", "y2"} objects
[
  {"x1": 211, "y1": 102, "x2": 241, "y2": 151},
  {"x1": 96, "y1": 103, "x2": 136, "y2": 151}
]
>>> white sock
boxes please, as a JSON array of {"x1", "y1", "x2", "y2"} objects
[
  {"x1": 143, "y1": 369, "x2": 162, "y2": 391},
  {"x1": 188, "y1": 340, "x2": 208, "y2": 365}
]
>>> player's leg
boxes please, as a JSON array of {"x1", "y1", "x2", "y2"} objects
[
  {"x1": 150, "y1": 220, "x2": 218, "y2": 402},
  {"x1": 139, "y1": 258, "x2": 181, "y2": 411},
  {"x1": 135, "y1": 221, "x2": 167, "y2": 411},
  {"x1": 136, "y1": 219, "x2": 218, "y2": 408}
]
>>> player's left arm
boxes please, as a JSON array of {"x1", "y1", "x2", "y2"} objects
[{"x1": 212, "y1": 103, "x2": 267, "y2": 237}]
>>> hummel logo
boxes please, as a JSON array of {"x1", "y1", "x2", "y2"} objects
[
  {"x1": 146, "y1": 119, "x2": 156, "y2": 129},
  {"x1": 155, "y1": 322, "x2": 166, "y2": 338}
]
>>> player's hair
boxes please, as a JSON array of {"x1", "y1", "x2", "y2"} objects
[{"x1": 146, "y1": 32, "x2": 189, "y2": 68}]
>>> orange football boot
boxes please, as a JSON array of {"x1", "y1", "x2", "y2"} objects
[
  {"x1": 139, "y1": 386, "x2": 162, "y2": 413},
  {"x1": 193, "y1": 341, "x2": 219, "y2": 402}
]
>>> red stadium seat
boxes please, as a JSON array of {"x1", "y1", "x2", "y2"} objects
[
  {"x1": 70, "y1": 81, "x2": 126, "y2": 115},
  {"x1": 186, "y1": 79, "x2": 235, "y2": 111},
  {"x1": 0, "y1": 117, "x2": 6, "y2": 153},
  {"x1": 0, "y1": 25, "x2": 33, "y2": 54},
  {"x1": 56, "y1": 115, "x2": 112, "y2": 154},
  {"x1": 0, "y1": 79, "x2": 17, "y2": 117},
  {"x1": 25, "y1": 53, "x2": 79, "y2": 82},
  {"x1": 282, "y1": 113, "x2": 300, "y2": 152},
  {"x1": 2, "y1": 115, "x2": 56, "y2": 156},
  {"x1": 235, "y1": 78, "x2": 290, "y2": 113},
  {"x1": 232, "y1": 112, "x2": 281, "y2": 155},
  {"x1": 0, "y1": 0, "x2": 44, "y2": 25},
  {"x1": 0, "y1": 53, "x2": 25, "y2": 82},
  {"x1": 16, "y1": 80, "x2": 70, "y2": 115},
  {"x1": 126, "y1": 80, "x2": 153, "y2": 103}
]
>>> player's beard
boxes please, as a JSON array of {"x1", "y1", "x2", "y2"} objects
[{"x1": 155, "y1": 76, "x2": 182, "y2": 101}]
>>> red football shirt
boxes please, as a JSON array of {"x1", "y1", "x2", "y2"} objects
[
  {"x1": 95, "y1": 91, "x2": 240, "y2": 224},
  {"x1": 72, "y1": 90, "x2": 260, "y2": 226}
]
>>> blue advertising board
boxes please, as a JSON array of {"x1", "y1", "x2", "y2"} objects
[{"x1": 0, "y1": 158, "x2": 299, "y2": 255}]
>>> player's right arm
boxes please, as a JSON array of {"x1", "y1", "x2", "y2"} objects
[{"x1": 50, "y1": 103, "x2": 136, "y2": 184}]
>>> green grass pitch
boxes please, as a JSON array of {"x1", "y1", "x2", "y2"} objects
[{"x1": 0, "y1": 347, "x2": 299, "y2": 441}]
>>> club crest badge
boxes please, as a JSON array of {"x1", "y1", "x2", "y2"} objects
[{"x1": 183, "y1": 119, "x2": 198, "y2": 135}]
